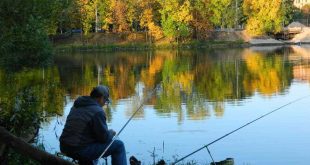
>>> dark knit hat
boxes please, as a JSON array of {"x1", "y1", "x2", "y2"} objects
[{"x1": 90, "y1": 85, "x2": 111, "y2": 103}]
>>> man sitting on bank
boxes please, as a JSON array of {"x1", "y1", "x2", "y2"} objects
[{"x1": 60, "y1": 85, "x2": 127, "y2": 165}]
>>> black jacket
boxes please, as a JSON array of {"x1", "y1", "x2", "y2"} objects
[{"x1": 59, "y1": 96, "x2": 112, "y2": 153}]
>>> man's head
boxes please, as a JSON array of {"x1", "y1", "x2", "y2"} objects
[{"x1": 90, "y1": 85, "x2": 110, "y2": 106}]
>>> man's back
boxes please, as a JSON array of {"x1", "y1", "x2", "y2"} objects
[
  {"x1": 59, "y1": 86, "x2": 127, "y2": 165},
  {"x1": 60, "y1": 96, "x2": 111, "y2": 151}
]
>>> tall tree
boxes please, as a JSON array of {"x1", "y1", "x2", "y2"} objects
[
  {"x1": 209, "y1": 0, "x2": 235, "y2": 28},
  {"x1": 112, "y1": 0, "x2": 130, "y2": 32},
  {"x1": 126, "y1": 0, "x2": 140, "y2": 31},
  {"x1": 46, "y1": 0, "x2": 82, "y2": 34},
  {"x1": 243, "y1": 0, "x2": 290, "y2": 36},
  {"x1": 0, "y1": 0, "x2": 56, "y2": 65},
  {"x1": 158, "y1": 0, "x2": 193, "y2": 41},
  {"x1": 97, "y1": 0, "x2": 114, "y2": 31},
  {"x1": 77, "y1": 0, "x2": 96, "y2": 34},
  {"x1": 190, "y1": 0, "x2": 212, "y2": 39},
  {"x1": 140, "y1": 0, "x2": 163, "y2": 41}
]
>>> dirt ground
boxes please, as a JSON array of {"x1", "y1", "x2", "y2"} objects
[{"x1": 290, "y1": 27, "x2": 310, "y2": 43}]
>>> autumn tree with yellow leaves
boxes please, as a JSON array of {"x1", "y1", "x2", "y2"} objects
[
  {"x1": 52, "y1": 0, "x2": 295, "y2": 37},
  {"x1": 243, "y1": 0, "x2": 292, "y2": 36},
  {"x1": 158, "y1": 0, "x2": 193, "y2": 41},
  {"x1": 139, "y1": 0, "x2": 164, "y2": 41}
]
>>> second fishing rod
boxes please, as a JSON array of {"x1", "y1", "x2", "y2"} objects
[
  {"x1": 97, "y1": 83, "x2": 161, "y2": 160},
  {"x1": 172, "y1": 94, "x2": 310, "y2": 165}
]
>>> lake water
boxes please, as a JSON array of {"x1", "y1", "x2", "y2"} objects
[{"x1": 1, "y1": 46, "x2": 310, "y2": 164}]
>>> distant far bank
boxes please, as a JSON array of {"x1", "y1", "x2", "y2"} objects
[{"x1": 52, "y1": 31, "x2": 310, "y2": 52}]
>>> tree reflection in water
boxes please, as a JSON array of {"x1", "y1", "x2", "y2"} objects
[
  {"x1": 0, "y1": 48, "x2": 298, "y2": 131},
  {"x1": 2, "y1": 47, "x2": 308, "y2": 163}
]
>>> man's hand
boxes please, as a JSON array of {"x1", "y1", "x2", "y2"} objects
[{"x1": 109, "y1": 129, "x2": 116, "y2": 136}]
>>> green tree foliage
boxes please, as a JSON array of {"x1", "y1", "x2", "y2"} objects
[
  {"x1": 96, "y1": 0, "x2": 113, "y2": 30},
  {"x1": 243, "y1": 0, "x2": 291, "y2": 36},
  {"x1": 45, "y1": 1, "x2": 69, "y2": 34},
  {"x1": 49, "y1": 0, "x2": 82, "y2": 34},
  {"x1": 0, "y1": 0, "x2": 81, "y2": 64},
  {"x1": 126, "y1": 0, "x2": 140, "y2": 31},
  {"x1": 0, "y1": 0, "x2": 52, "y2": 63},
  {"x1": 0, "y1": 0, "x2": 297, "y2": 60},
  {"x1": 158, "y1": 0, "x2": 193, "y2": 41},
  {"x1": 281, "y1": 0, "x2": 294, "y2": 25},
  {"x1": 66, "y1": 0, "x2": 293, "y2": 37},
  {"x1": 209, "y1": 0, "x2": 235, "y2": 28},
  {"x1": 0, "y1": 0, "x2": 297, "y2": 52},
  {"x1": 157, "y1": 0, "x2": 177, "y2": 39},
  {"x1": 77, "y1": 0, "x2": 96, "y2": 34}
]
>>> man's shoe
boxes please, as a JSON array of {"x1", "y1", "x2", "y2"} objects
[
  {"x1": 129, "y1": 156, "x2": 141, "y2": 165},
  {"x1": 156, "y1": 159, "x2": 166, "y2": 165}
]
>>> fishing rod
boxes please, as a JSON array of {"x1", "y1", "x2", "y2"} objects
[
  {"x1": 172, "y1": 94, "x2": 310, "y2": 165},
  {"x1": 98, "y1": 83, "x2": 161, "y2": 160}
]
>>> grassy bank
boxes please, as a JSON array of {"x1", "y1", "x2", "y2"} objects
[
  {"x1": 54, "y1": 40, "x2": 247, "y2": 52},
  {"x1": 52, "y1": 32, "x2": 249, "y2": 52}
]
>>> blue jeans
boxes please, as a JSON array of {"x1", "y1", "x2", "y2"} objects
[{"x1": 77, "y1": 140, "x2": 127, "y2": 165}]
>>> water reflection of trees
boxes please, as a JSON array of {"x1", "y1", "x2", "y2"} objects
[
  {"x1": 157, "y1": 49, "x2": 292, "y2": 120},
  {"x1": 0, "y1": 48, "x2": 295, "y2": 131},
  {"x1": 53, "y1": 49, "x2": 294, "y2": 122},
  {"x1": 242, "y1": 50, "x2": 292, "y2": 96},
  {"x1": 55, "y1": 52, "x2": 147, "y2": 100},
  {"x1": 0, "y1": 67, "x2": 65, "y2": 137},
  {"x1": 0, "y1": 48, "x2": 300, "y2": 163}
]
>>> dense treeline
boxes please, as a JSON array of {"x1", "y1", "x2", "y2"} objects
[
  {"x1": 0, "y1": 0, "x2": 304, "y2": 59},
  {"x1": 0, "y1": 0, "x2": 55, "y2": 66},
  {"x1": 46, "y1": 0, "x2": 294, "y2": 38},
  {"x1": 0, "y1": 49, "x2": 293, "y2": 127},
  {"x1": 0, "y1": 1, "x2": 296, "y2": 39}
]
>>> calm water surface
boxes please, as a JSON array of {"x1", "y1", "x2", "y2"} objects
[{"x1": 2, "y1": 46, "x2": 310, "y2": 164}]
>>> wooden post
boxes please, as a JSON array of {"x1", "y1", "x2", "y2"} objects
[{"x1": 0, "y1": 126, "x2": 73, "y2": 165}]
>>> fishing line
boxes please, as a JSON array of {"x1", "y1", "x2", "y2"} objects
[
  {"x1": 97, "y1": 83, "x2": 161, "y2": 160},
  {"x1": 172, "y1": 94, "x2": 310, "y2": 165}
]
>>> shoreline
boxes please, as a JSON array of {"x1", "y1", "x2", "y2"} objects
[
  {"x1": 53, "y1": 41, "x2": 246, "y2": 52},
  {"x1": 52, "y1": 31, "x2": 310, "y2": 52},
  {"x1": 53, "y1": 40, "x2": 310, "y2": 53}
]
